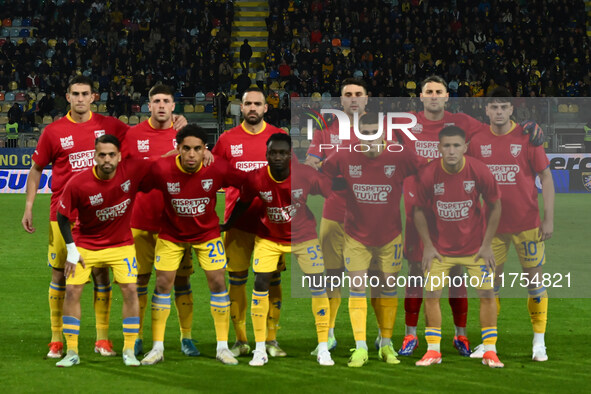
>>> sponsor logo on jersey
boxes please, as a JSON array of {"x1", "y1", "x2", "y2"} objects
[
  {"x1": 434, "y1": 182, "x2": 444, "y2": 195},
  {"x1": 411, "y1": 123, "x2": 423, "y2": 134},
  {"x1": 121, "y1": 180, "x2": 131, "y2": 193},
  {"x1": 236, "y1": 161, "x2": 267, "y2": 172},
  {"x1": 60, "y1": 136, "x2": 74, "y2": 150},
  {"x1": 463, "y1": 180, "x2": 475, "y2": 193},
  {"x1": 384, "y1": 165, "x2": 396, "y2": 178},
  {"x1": 352, "y1": 184, "x2": 392, "y2": 203},
  {"x1": 201, "y1": 179, "x2": 213, "y2": 192},
  {"x1": 89, "y1": 193, "x2": 103, "y2": 206},
  {"x1": 167, "y1": 182, "x2": 181, "y2": 194},
  {"x1": 231, "y1": 144, "x2": 243, "y2": 157},
  {"x1": 481, "y1": 144, "x2": 492, "y2": 157},
  {"x1": 349, "y1": 165, "x2": 362, "y2": 178},
  {"x1": 96, "y1": 198, "x2": 131, "y2": 221},
  {"x1": 415, "y1": 140, "x2": 440, "y2": 159},
  {"x1": 266, "y1": 205, "x2": 296, "y2": 223},
  {"x1": 137, "y1": 139, "x2": 150, "y2": 153},
  {"x1": 292, "y1": 188, "x2": 303, "y2": 199},
  {"x1": 330, "y1": 134, "x2": 343, "y2": 145},
  {"x1": 68, "y1": 150, "x2": 95, "y2": 171},
  {"x1": 487, "y1": 164, "x2": 520, "y2": 184},
  {"x1": 94, "y1": 130, "x2": 105, "y2": 138},
  {"x1": 259, "y1": 190, "x2": 273, "y2": 202},
  {"x1": 510, "y1": 144, "x2": 522, "y2": 157},
  {"x1": 171, "y1": 198, "x2": 210, "y2": 216},
  {"x1": 582, "y1": 172, "x2": 591, "y2": 192},
  {"x1": 436, "y1": 200, "x2": 473, "y2": 221}
]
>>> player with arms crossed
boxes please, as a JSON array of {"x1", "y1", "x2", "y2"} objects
[
  {"x1": 212, "y1": 87, "x2": 287, "y2": 357},
  {"x1": 322, "y1": 113, "x2": 421, "y2": 367},
  {"x1": 122, "y1": 84, "x2": 200, "y2": 357},
  {"x1": 56, "y1": 134, "x2": 146, "y2": 367},
  {"x1": 140, "y1": 125, "x2": 244, "y2": 366},
  {"x1": 22, "y1": 76, "x2": 128, "y2": 358},
  {"x1": 467, "y1": 88, "x2": 554, "y2": 361},
  {"x1": 414, "y1": 126, "x2": 504, "y2": 368}
]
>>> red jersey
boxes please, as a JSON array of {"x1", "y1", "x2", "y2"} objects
[
  {"x1": 58, "y1": 160, "x2": 147, "y2": 250},
  {"x1": 322, "y1": 145, "x2": 420, "y2": 246},
  {"x1": 32, "y1": 112, "x2": 129, "y2": 220},
  {"x1": 212, "y1": 121, "x2": 286, "y2": 232},
  {"x1": 291, "y1": 161, "x2": 332, "y2": 244},
  {"x1": 123, "y1": 119, "x2": 177, "y2": 232},
  {"x1": 467, "y1": 122, "x2": 549, "y2": 234},
  {"x1": 307, "y1": 122, "x2": 358, "y2": 222},
  {"x1": 416, "y1": 156, "x2": 500, "y2": 256},
  {"x1": 241, "y1": 166, "x2": 293, "y2": 244},
  {"x1": 145, "y1": 156, "x2": 245, "y2": 244}
]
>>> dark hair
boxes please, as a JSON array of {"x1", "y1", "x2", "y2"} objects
[
  {"x1": 359, "y1": 112, "x2": 380, "y2": 125},
  {"x1": 340, "y1": 78, "x2": 368, "y2": 95},
  {"x1": 439, "y1": 125, "x2": 465, "y2": 141},
  {"x1": 242, "y1": 87, "x2": 265, "y2": 101},
  {"x1": 149, "y1": 84, "x2": 175, "y2": 99},
  {"x1": 487, "y1": 87, "x2": 513, "y2": 104},
  {"x1": 176, "y1": 124, "x2": 208, "y2": 146},
  {"x1": 95, "y1": 134, "x2": 121, "y2": 150},
  {"x1": 266, "y1": 132, "x2": 291, "y2": 149},
  {"x1": 68, "y1": 75, "x2": 94, "y2": 92},
  {"x1": 420, "y1": 75, "x2": 448, "y2": 92}
]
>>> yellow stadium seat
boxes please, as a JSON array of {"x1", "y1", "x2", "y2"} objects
[
  {"x1": 0, "y1": 115, "x2": 8, "y2": 124},
  {"x1": 558, "y1": 104, "x2": 568, "y2": 112},
  {"x1": 118, "y1": 115, "x2": 129, "y2": 124},
  {"x1": 195, "y1": 104, "x2": 205, "y2": 113},
  {"x1": 311, "y1": 92, "x2": 321, "y2": 101},
  {"x1": 300, "y1": 139, "x2": 310, "y2": 148},
  {"x1": 9, "y1": 81, "x2": 18, "y2": 90},
  {"x1": 568, "y1": 104, "x2": 579, "y2": 113},
  {"x1": 292, "y1": 139, "x2": 300, "y2": 149},
  {"x1": 98, "y1": 103, "x2": 107, "y2": 113},
  {"x1": 89, "y1": 103, "x2": 98, "y2": 112},
  {"x1": 42, "y1": 115, "x2": 53, "y2": 124},
  {"x1": 128, "y1": 115, "x2": 139, "y2": 125},
  {"x1": 184, "y1": 104, "x2": 194, "y2": 113},
  {"x1": 2, "y1": 103, "x2": 11, "y2": 113},
  {"x1": 139, "y1": 115, "x2": 149, "y2": 123}
]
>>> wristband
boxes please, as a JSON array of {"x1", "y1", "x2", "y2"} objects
[{"x1": 66, "y1": 242, "x2": 80, "y2": 264}]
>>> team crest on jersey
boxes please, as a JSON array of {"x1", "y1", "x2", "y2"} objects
[
  {"x1": 444, "y1": 123, "x2": 455, "y2": 127},
  {"x1": 172, "y1": 139, "x2": 177, "y2": 149},
  {"x1": 137, "y1": 139, "x2": 150, "y2": 153},
  {"x1": 582, "y1": 172, "x2": 591, "y2": 192},
  {"x1": 411, "y1": 123, "x2": 423, "y2": 134},
  {"x1": 259, "y1": 191, "x2": 273, "y2": 202},
  {"x1": 201, "y1": 179, "x2": 213, "y2": 192},
  {"x1": 167, "y1": 182, "x2": 181, "y2": 194},
  {"x1": 89, "y1": 193, "x2": 103, "y2": 206},
  {"x1": 121, "y1": 180, "x2": 131, "y2": 193},
  {"x1": 94, "y1": 130, "x2": 105, "y2": 138},
  {"x1": 464, "y1": 180, "x2": 475, "y2": 193},
  {"x1": 292, "y1": 189, "x2": 303, "y2": 199},
  {"x1": 60, "y1": 136, "x2": 74, "y2": 150},
  {"x1": 349, "y1": 165, "x2": 362, "y2": 178},
  {"x1": 481, "y1": 144, "x2": 492, "y2": 158},
  {"x1": 510, "y1": 144, "x2": 522, "y2": 157},
  {"x1": 384, "y1": 165, "x2": 396, "y2": 178},
  {"x1": 231, "y1": 144, "x2": 243, "y2": 157},
  {"x1": 434, "y1": 182, "x2": 445, "y2": 195}
]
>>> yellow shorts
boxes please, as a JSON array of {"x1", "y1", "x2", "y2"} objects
[
  {"x1": 67, "y1": 244, "x2": 138, "y2": 285},
  {"x1": 343, "y1": 233, "x2": 403, "y2": 274},
  {"x1": 425, "y1": 255, "x2": 493, "y2": 292},
  {"x1": 493, "y1": 228, "x2": 546, "y2": 269},
  {"x1": 224, "y1": 227, "x2": 256, "y2": 272},
  {"x1": 292, "y1": 239, "x2": 325, "y2": 275},
  {"x1": 48, "y1": 221, "x2": 66, "y2": 269},
  {"x1": 132, "y1": 228, "x2": 193, "y2": 276},
  {"x1": 252, "y1": 236, "x2": 291, "y2": 274},
  {"x1": 319, "y1": 218, "x2": 345, "y2": 270},
  {"x1": 155, "y1": 237, "x2": 225, "y2": 272}
]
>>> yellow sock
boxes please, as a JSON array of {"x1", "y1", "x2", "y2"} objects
[
  {"x1": 348, "y1": 292, "x2": 367, "y2": 342},
  {"x1": 94, "y1": 283, "x2": 112, "y2": 341},
  {"x1": 425, "y1": 327, "x2": 442, "y2": 352},
  {"x1": 122, "y1": 317, "x2": 140, "y2": 351},
  {"x1": 151, "y1": 292, "x2": 171, "y2": 342},
  {"x1": 251, "y1": 290, "x2": 269, "y2": 343},
  {"x1": 63, "y1": 316, "x2": 80, "y2": 353},
  {"x1": 370, "y1": 297, "x2": 380, "y2": 328},
  {"x1": 267, "y1": 278, "x2": 282, "y2": 342},
  {"x1": 310, "y1": 289, "x2": 330, "y2": 343},
  {"x1": 229, "y1": 273, "x2": 248, "y2": 342},
  {"x1": 49, "y1": 282, "x2": 65, "y2": 343},
  {"x1": 328, "y1": 296, "x2": 341, "y2": 331},
  {"x1": 210, "y1": 290, "x2": 231, "y2": 342},
  {"x1": 174, "y1": 284, "x2": 193, "y2": 340},
  {"x1": 137, "y1": 285, "x2": 148, "y2": 340},
  {"x1": 377, "y1": 290, "x2": 398, "y2": 339},
  {"x1": 482, "y1": 326, "x2": 498, "y2": 345},
  {"x1": 528, "y1": 287, "x2": 548, "y2": 334},
  {"x1": 494, "y1": 285, "x2": 501, "y2": 315}
]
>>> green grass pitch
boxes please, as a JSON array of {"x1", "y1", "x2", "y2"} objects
[{"x1": 0, "y1": 193, "x2": 589, "y2": 393}]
